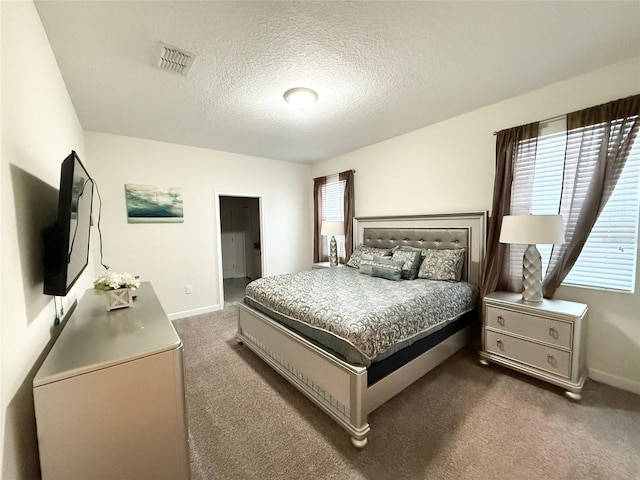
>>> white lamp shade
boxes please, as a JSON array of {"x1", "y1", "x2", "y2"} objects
[
  {"x1": 321, "y1": 221, "x2": 344, "y2": 237},
  {"x1": 499, "y1": 215, "x2": 565, "y2": 245}
]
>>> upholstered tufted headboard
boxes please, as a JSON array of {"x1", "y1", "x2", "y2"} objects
[
  {"x1": 353, "y1": 212, "x2": 487, "y2": 286},
  {"x1": 362, "y1": 228, "x2": 470, "y2": 281}
]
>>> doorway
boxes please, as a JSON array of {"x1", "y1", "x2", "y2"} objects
[{"x1": 218, "y1": 195, "x2": 262, "y2": 307}]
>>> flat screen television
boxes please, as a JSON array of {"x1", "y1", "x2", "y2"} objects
[{"x1": 43, "y1": 151, "x2": 94, "y2": 296}]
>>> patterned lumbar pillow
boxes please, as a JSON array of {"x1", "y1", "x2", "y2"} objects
[
  {"x1": 370, "y1": 256, "x2": 405, "y2": 281},
  {"x1": 358, "y1": 253, "x2": 375, "y2": 275},
  {"x1": 359, "y1": 254, "x2": 401, "y2": 277},
  {"x1": 391, "y1": 246, "x2": 423, "y2": 280},
  {"x1": 417, "y1": 248, "x2": 466, "y2": 281},
  {"x1": 346, "y1": 244, "x2": 393, "y2": 269}
]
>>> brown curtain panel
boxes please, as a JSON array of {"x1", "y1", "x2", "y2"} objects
[
  {"x1": 313, "y1": 176, "x2": 327, "y2": 263},
  {"x1": 340, "y1": 170, "x2": 355, "y2": 262},
  {"x1": 481, "y1": 122, "x2": 539, "y2": 298},
  {"x1": 543, "y1": 94, "x2": 640, "y2": 297}
]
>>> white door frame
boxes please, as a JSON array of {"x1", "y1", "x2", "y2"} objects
[{"x1": 214, "y1": 192, "x2": 264, "y2": 309}]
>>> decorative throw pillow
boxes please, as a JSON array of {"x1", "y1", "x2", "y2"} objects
[
  {"x1": 346, "y1": 244, "x2": 393, "y2": 269},
  {"x1": 391, "y1": 246, "x2": 422, "y2": 280},
  {"x1": 369, "y1": 257, "x2": 404, "y2": 281},
  {"x1": 358, "y1": 253, "x2": 375, "y2": 275},
  {"x1": 417, "y1": 248, "x2": 466, "y2": 281},
  {"x1": 359, "y1": 254, "x2": 402, "y2": 276}
]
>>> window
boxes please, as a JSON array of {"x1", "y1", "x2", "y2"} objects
[
  {"x1": 322, "y1": 175, "x2": 346, "y2": 259},
  {"x1": 511, "y1": 116, "x2": 640, "y2": 293}
]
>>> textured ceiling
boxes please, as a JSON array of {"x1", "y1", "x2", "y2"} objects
[{"x1": 35, "y1": 1, "x2": 640, "y2": 164}]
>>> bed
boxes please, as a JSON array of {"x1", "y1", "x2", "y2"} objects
[{"x1": 236, "y1": 212, "x2": 487, "y2": 447}]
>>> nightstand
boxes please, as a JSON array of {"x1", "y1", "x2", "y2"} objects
[
  {"x1": 312, "y1": 262, "x2": 343, "y2": 269},
  {"x1": 479, "y1": 291, "x2": 588, "y2": 401}
]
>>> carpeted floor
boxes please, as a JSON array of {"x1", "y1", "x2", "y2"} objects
[{"x1": 172, "y1": 306, "x2": 640, "y2": 480}]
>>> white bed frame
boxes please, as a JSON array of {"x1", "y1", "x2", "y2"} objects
[{"x1": 236, "y1": 212, "x2": 487, "y2": 448}]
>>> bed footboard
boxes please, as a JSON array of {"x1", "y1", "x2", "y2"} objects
[{"x1": 237, "y1": 303, "x2": 371, "y2": 447}]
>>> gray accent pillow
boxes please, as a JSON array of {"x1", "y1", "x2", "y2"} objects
[
  {"x1": 370, "y1": 257, "x2": 404, "y2": 281},
  {"x1": 417, "y1": 248, "x2": 466, "y2": 281},
  {"x1": 346, "y1": 244, "x2": 393, "y2": 269},
  {"x1": 358, "y1": 253, "x2": 375, "y2": 275},
  {"x1": 359, "y1": 254, "x2": 400, "y2": 276},
  {"x1": 391, "y1": 246, "x2": 422, "y2": 280}
]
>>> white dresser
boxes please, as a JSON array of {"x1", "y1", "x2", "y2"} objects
[
  {"x1": 479, "y1": 291, "x2": 588, "y2": 400},
  {"x1": 33, "y1": 282, "x2": 190, "y2": 480}
]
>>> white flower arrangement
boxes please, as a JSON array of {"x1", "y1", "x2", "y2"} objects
[{"x1": 94, "y1": 271, "x2": 140, "y2": 291}]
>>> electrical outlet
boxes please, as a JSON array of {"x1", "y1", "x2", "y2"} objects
[{"x1": 185, "y1": 285, "x2": 193, "y2": 294}]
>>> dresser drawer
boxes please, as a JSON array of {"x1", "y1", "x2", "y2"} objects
[
  {"x1": 485, "y1": 331, "x2": 571, "y2": 378},
  {"x1": 486, "y1": 306, "x2": 573, "y2": 349}
]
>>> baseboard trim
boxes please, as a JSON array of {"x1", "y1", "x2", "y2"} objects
[
  {"x1": 168, "y1": 304, "x2": 222, "y2": 321},
  {"x1": 589, "y1": 368, "x2": 640, "y2": 395}
]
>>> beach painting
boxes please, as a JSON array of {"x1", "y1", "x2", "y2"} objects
[{"x1": 125, "y1": 184, "x2": 184, "y2": 223}]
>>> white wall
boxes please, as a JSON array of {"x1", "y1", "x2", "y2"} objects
[
  {"x1": 85, "y1": 132, "x2": 312, "y2": 318},
  {"x1": 1, "y1": 2, "x2": 96, "y2": 478},
  {"x1": 312, "y1": 56, "x2": 640, "y2": 393}
]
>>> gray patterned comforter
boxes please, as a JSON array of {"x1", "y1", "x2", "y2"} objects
[{"x1": 244, "y1": 266, "x2": 478, "y2": 366}]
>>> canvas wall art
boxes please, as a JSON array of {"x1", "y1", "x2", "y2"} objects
[{"x1": 125, "y1": 184, "x2": 184, "y2": 223}]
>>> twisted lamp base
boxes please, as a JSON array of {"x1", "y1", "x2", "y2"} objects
[
  {"x1": 522, "y1": 244, "x2": 543, "y2": 303},
  {"x1": 329, "y1": 235, "x2": 338, "y2": 267}
]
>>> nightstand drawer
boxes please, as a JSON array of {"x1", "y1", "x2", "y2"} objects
[
  {"x1": 485, "y1": 331, "x2": 571, "y2": 378},
  {"x1": 486, "y1": 306, "x2": 573, "y2": 349}
]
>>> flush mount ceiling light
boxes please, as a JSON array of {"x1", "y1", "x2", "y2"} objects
[{"x1": 283, "y1": 87, "x2": 318, "y2": 111}]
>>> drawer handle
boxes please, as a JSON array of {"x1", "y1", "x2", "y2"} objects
[
  {"x1": 496, "y1": 339, "x2": 504, "y2": 350},
  {"x1": 549, "y1": 326, "x2": 558, "y2": 339},
  {"x1": 497, "y1": 315, "x2": 505, "y2": 326},
  {"x1": 547, "y1": 354, "x2": 557, "y2": 367}
]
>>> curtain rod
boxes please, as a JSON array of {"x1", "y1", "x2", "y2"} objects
[
  {"x1": 493, "y1": 114, "x2": 566, "y2": 135},
  {"x1": 313, "y1": 169, "x2": 355, "y2": 180}
]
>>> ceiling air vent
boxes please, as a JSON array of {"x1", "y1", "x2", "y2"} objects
[{"x1": 158, "y1": 43, "x2": 195, "y2": 75}]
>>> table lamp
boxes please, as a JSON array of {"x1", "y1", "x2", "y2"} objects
[
  {"x1": 499, "y1": 214, "x2": 565, "y2": 303},
  {"x1": 321, "y1": 221, "x2": 344, "y2": 267}
]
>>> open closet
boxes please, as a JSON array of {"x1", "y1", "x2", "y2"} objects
[{"x1": 219, "y1": 195, "x2": 262, "y2": 304}]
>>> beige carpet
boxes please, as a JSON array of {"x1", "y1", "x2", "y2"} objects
[{"x1": 173, "y1": 306, "x2": 640, "y2": 480}]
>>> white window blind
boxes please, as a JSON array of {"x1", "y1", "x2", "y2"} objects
[
  {"x1": 322, "y1": 175, "x2": 346, "y2": 259},
  {"x1": 511, "y1": 116, "x2": 640, "y2": 293}
]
